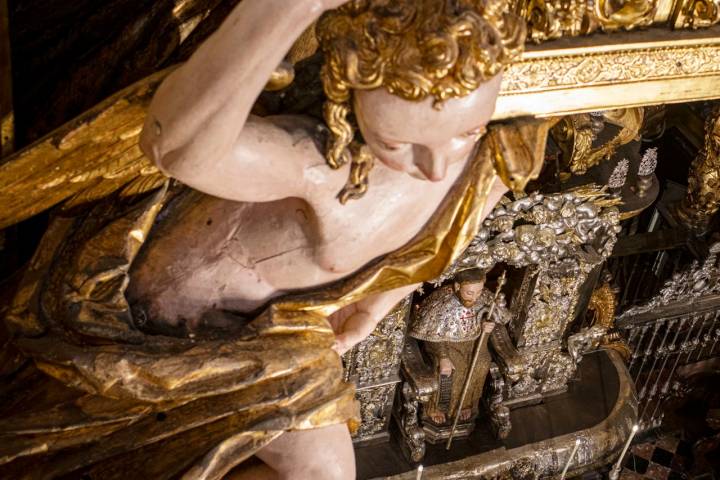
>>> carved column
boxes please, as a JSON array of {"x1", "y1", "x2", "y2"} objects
[{"x1": 677, "y1": 106, "x2": 720, "y2": 231}]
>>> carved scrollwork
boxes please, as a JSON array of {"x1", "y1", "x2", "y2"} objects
[
  {"x1": 568, "y1": 280, "x2": 628, "y2": 361},
  {"x1": 395, "y1": 383, "x2": 427, "y2": 463},
  {"x1": 517, "y1": 0, "x2": 656, "y2": 42},
  {"x1": 551, "y1": 108, "x2": 644, "y2": 175},
  {"x1": 521, "y1": 0, "x2": 589, "y2": 42},
  {"x1": 438, "y1": 188, "x2": 621, "y2": 283},
  {"x1": 676, "y1": 105, "x2": 720, "y2": 230},
  {"x1": 488, "y1": 364, "x2": 512, "y2": 439},
  {"x1": 593, "y1": 0, "x2": 657, "y2": 31},
  {"x1": 674, "y1": 0, "x2": 720, "y2": 28},
  {"x1": 515, "y1": 0, "x2": 718, "y2": 43}
]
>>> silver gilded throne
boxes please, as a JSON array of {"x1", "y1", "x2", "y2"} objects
[{"x1": 395, "y1": 189, "x2": 622, "y2": 459}]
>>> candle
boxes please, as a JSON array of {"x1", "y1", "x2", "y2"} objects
[
  {"x1": 560, "y1": 438, "x2": 582, "y2": 480},
  {"x1": 609, "y1": 424, "x2": 639, "y2": 480},
  {"x1": 617, "y1": 424, "x2": 639, "y2": 465},
  {"x1": 416, "y1": 465, "x2": 424, "y2": 480}
]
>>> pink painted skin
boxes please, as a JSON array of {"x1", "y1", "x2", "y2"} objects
[{"x1": 136, "y1": 0, "x2": 508, "y2": 478}]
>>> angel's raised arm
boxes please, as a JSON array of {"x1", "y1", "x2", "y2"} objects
[{"x1": 140, "y1": 0, "x2": 345, "y2": 202}]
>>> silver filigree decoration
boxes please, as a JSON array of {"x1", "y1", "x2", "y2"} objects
[
  {"x1": 429, "y1": 187, "x2": 622, "y2": 409},
  {"x1": 638, "y1": 147, "x2": 658, "y2": 177},
  {"x1": 609, "y1": 158, "x2": 630, "y2": 189},
  {"x1": 620, "y1": 242, "x2": 720, "y2": 319},
  {"x1": 435, "y1": 188, "x2": 622, "y2": 285},
  {"x1": 355, "y1": 384, "x2": 397, "y2": 439}
]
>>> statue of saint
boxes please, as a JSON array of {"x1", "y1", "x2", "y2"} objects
[
  {"x1": 0, "y1": 1, "x2": 551, "y2": 479},
  {"x1": 408, "y1": 269, "x2": 503, "y2": 438}
]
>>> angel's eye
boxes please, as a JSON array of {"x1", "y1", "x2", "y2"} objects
[{"x1": 379, "y1": 140, "x2": 403, "y2": 151}]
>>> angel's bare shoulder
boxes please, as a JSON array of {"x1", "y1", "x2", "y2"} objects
[
  {"x1": 231, "y1": 114, "x2": 347, "y2": 199},
  {"x1": 239, "y1": 114, "x2": 327, "y2": 164}
]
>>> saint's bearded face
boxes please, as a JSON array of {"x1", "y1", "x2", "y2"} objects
[
  {"x1": 455, "y1": 280, "x2": 485, "y2": 307},
  {"x1": 353, "y1": 74, "x2": 503, "y2": 182}
]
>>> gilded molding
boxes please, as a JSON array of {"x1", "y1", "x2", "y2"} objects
[
  {"x1": 495, "y1": 29, "x2": 720, "y2": 119},
  {"x1": 504, "y1": 44, "x2": 720, "y2": 93}
]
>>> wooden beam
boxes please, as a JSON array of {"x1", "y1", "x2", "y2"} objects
[
  {"x1": 0, "y1": 0, "x2": 13, "y2": 159},
  {"x1": 610, "y1": 228, "x2": 691, "y2": 258}
]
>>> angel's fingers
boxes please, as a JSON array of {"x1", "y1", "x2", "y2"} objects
[{"x1": 332, "y1": 334, "x2": 352, "y2": 356}]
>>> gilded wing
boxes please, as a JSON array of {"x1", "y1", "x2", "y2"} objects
[
  {"x1": 0, "y1": 16, "x2": 318, "y2": 231},
  {"x1": 0, "y1": 70, "x2": 176, "y2": 230}
]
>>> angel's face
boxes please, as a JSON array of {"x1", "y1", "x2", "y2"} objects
[{"x1": 353, "y1": 73, "x2": 503, "y2": 182}]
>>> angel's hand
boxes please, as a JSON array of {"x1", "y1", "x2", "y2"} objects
[{"x1": 329, "y1": 283, "x2": 419, "y2": 355}]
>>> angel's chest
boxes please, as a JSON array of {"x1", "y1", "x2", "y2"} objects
[
  {"x1": 171, "y1": 181, "x2": 448, "y2": 278},
  {"x1": 309, "y1": 187, "x2": 445, "y2": 273}
]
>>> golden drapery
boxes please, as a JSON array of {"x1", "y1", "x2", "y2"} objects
[{"x1": 0, "y1": 115, "x2": 556, "y2": 479}]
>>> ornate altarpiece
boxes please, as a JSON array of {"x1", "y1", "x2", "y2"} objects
[
  {"x1": 1, "y1": 1, "x2": 720, "y2": 478},
  {"x1": 384, "y1": 189, "x2": 623, "y2": 461}
]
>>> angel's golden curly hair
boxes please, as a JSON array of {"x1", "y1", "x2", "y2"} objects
[{"x1": 316, "y1": 0, "x2": 525, "y2": 203}]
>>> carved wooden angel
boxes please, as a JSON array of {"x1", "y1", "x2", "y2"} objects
[{"x1": 0, "y1": 1, "x2": 553, "y2": 478}]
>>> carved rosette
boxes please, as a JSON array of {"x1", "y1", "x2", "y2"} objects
[{"x1": 677, "y1": 106, "x2": 720, "y2": 230}]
